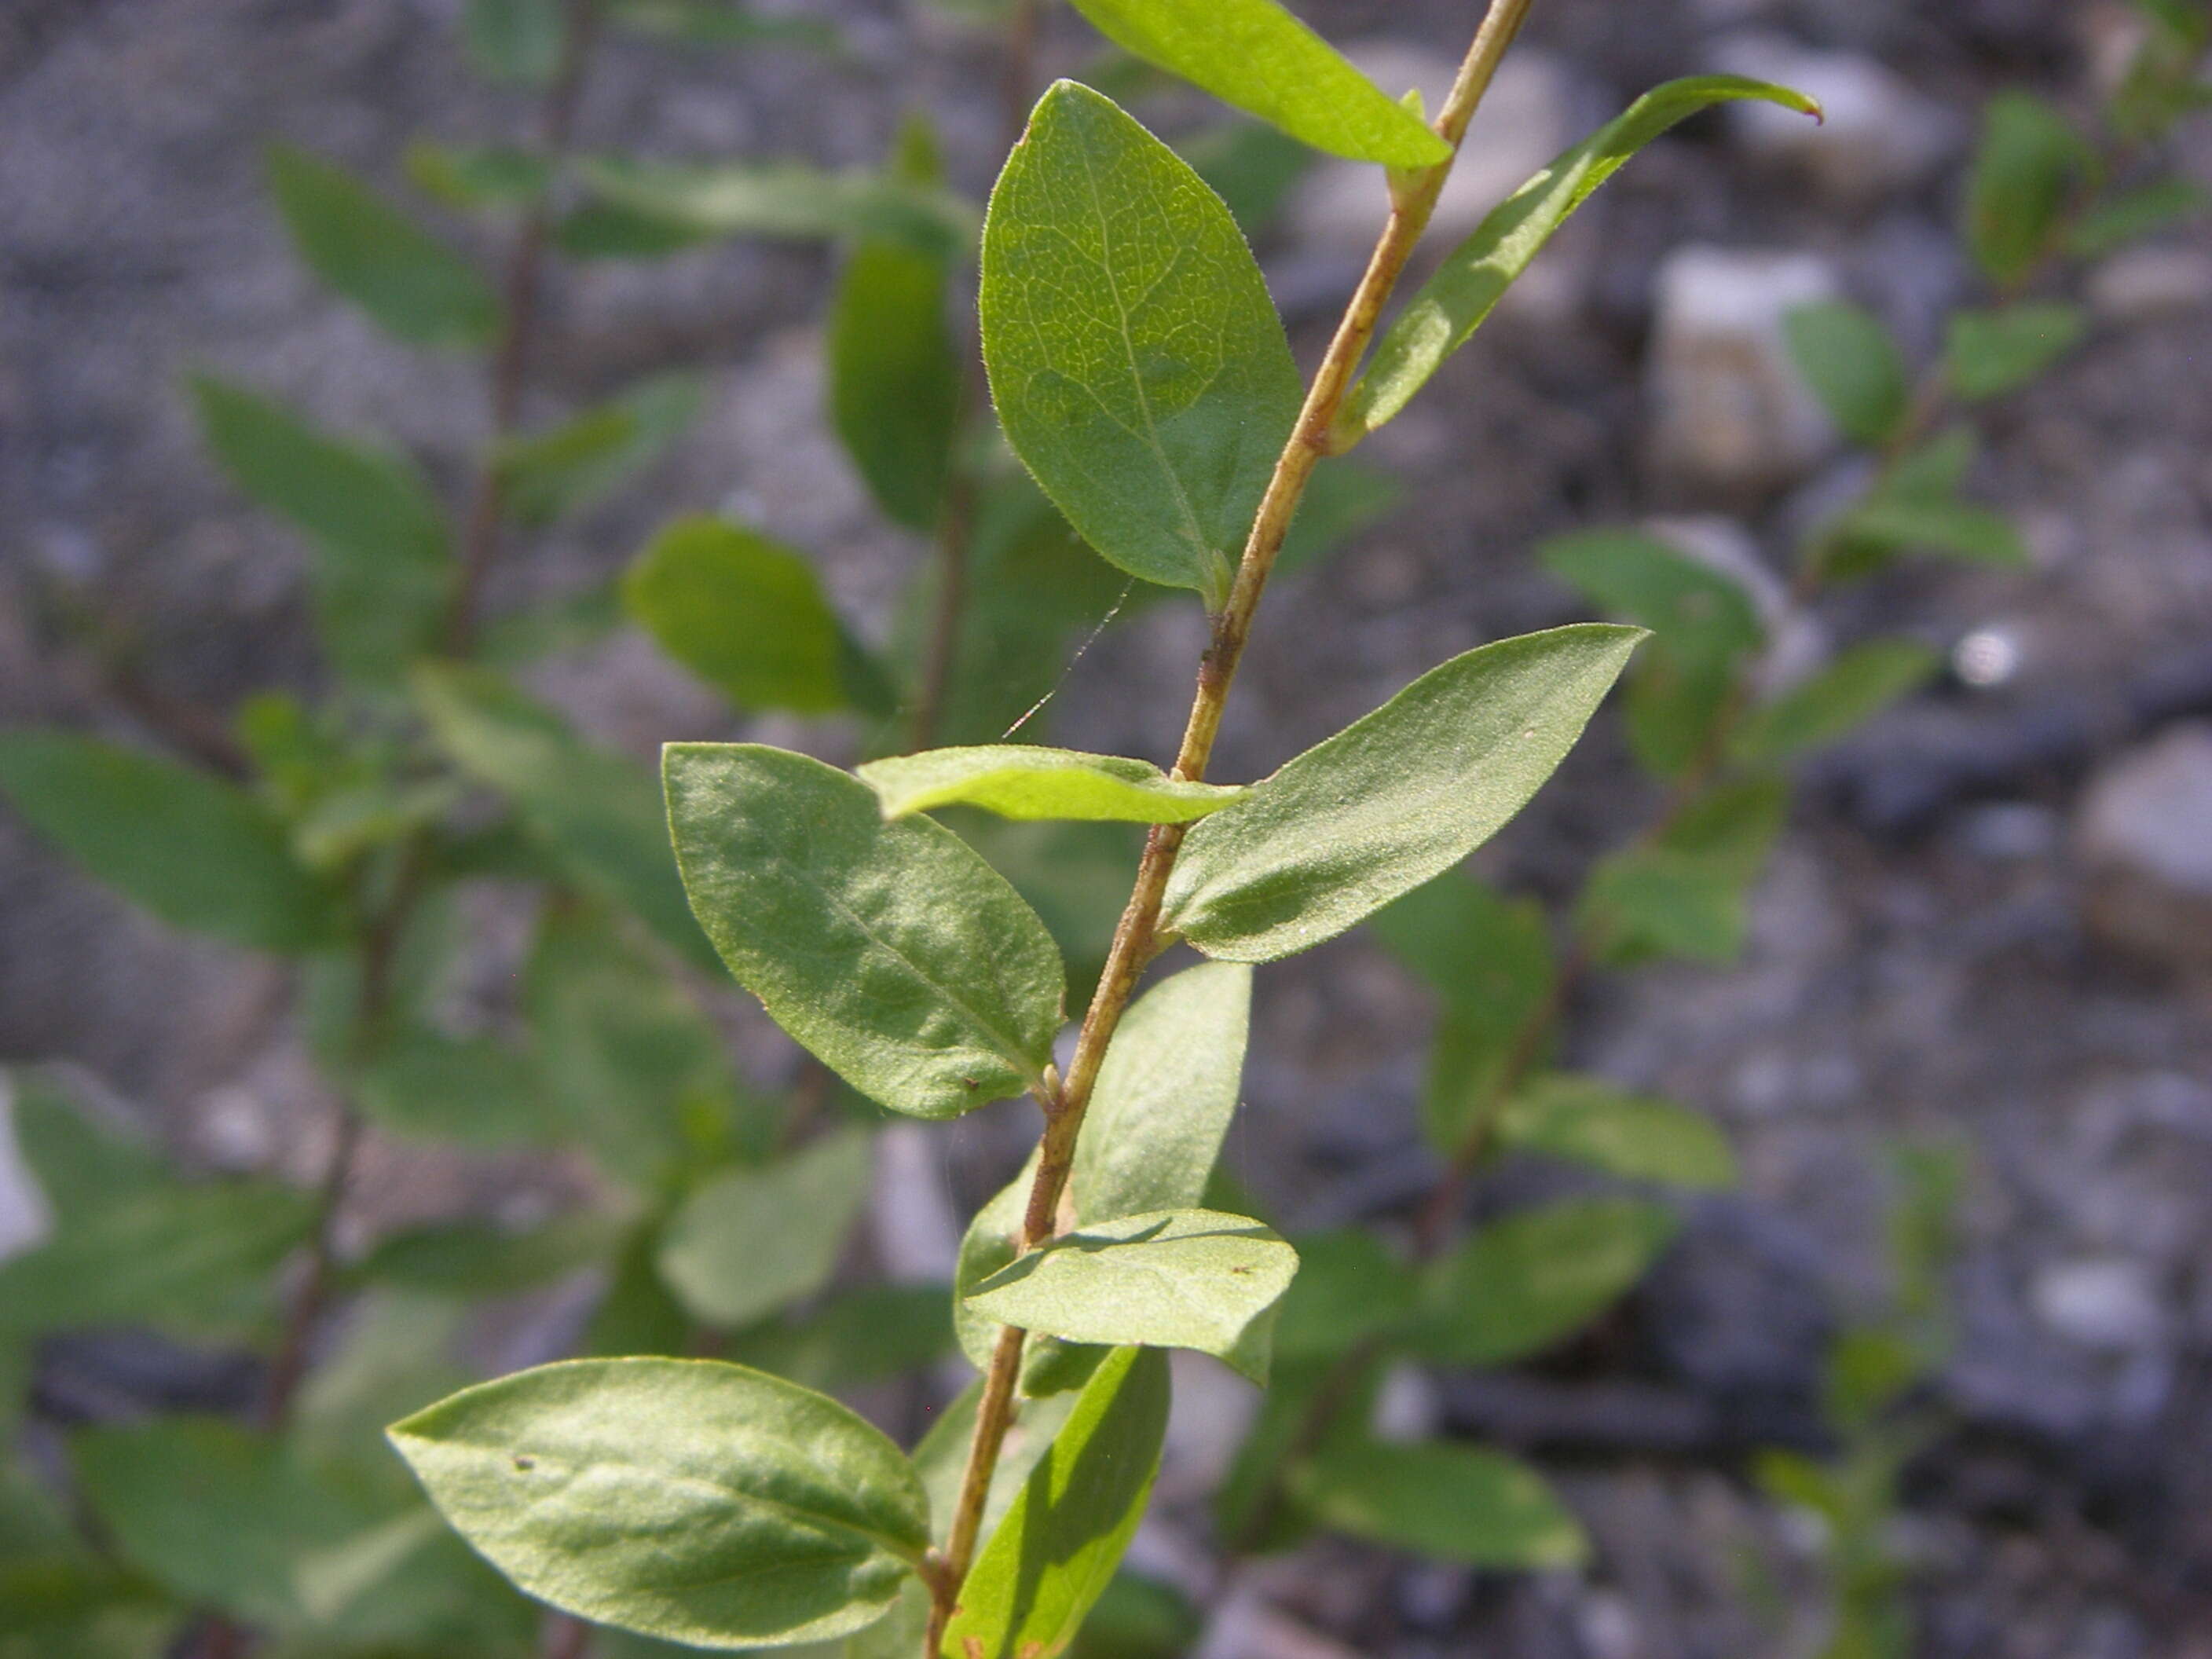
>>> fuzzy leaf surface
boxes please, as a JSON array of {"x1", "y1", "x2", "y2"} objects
[
  {"x1": 267, "y1": 143, "x2": 499, "y2": 347},
  {"x1": 1062, "y1": 0, "x2": 1449, "y2": 165},
  {"x1": 657, "y1": 1130, "x2": 876, "y2": 1328},
  {"x1": 665, "y1": 743, "x2": 1064, "y2": 1118},
  {"x1": 1341, "y1": 76, "x2": 1818, "y2": 443},
  {"x1": 965, "y1": 1209, "x2": 1296, "y2": 1382},
  {"x1": 1163, "y1": 625, "x2": 1643, "y2": 961},
  {"x1": 858, "y1": 746, "x2": 1246, "y2": 824},
  {"x1": 0, "y1": 732, "x2": 338, "y2": 953},
  {"x1": 940, "y1": 1346, "x2": 1170, "y2": 1659},
  {"x1": 981, "y1": 81, "x2": 1301, "y2": 603},
  {"x1": 389, "y1": 1358, "x2": 928, "y2": 1648}
]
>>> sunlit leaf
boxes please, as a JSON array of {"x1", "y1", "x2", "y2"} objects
[{"x1": 858, "y1": 745, "x2": 1245, "y2": 823}]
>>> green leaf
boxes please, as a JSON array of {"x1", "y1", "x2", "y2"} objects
[
  {"x1": 2065, "y1": 176, "x2": 2208, "y2": 256},
  {"x1": 1730, "y1": 639, "x2": 1941, "y2": 763},
  {"x1": 1496, "y1": 1075, "x2": 1737, "y2": 1189},
  {"x1": 355, "y1": 1213, "x2": 624, "y2": 1298},
  {"x1": 478, "y1": 578, "x2": 625, "y2": 668},
  {"x1": 657, "y1": 1130, "x2": 875, "y2": 1328},
  {"x1": 1068, "y1": 1571, "x2": 1203, "y2": 1659},
  {"x1": 190, "y1": 375, "x2": 450, "y2": 683},
  {"x1": 1835, "y1": 496, "x2": 2027, "y2": 567},
  {"x1": 1579, "y1": 775, "x2": 1787, "y2": 965},
  {"x1": 1882, "y1": 427, "x2": 1979, "y2": 504},
  {"x1": 1783, "y1": 301, "x2": 1910, "y2": 445},
  {"x1": 1295, "y1": 1441, "x2": 1587, "y2": 1568},
  {"x1": 1162, "y1": 624, "x2": 1643, "y2": 961},
  {"x1": 3, "y1": 1068, "x2": 167, "y2": 1221},
  {"x1": 1944, "y1": 303, "x2": 2087, "y2": 401},
  {"x1": 954, "y1": 1157, "x2": 1038, "y2": 1372},
  {"x1": 1060, "y1": 0, "x2": 1448, "y2": 166},
  {"x1": 1339, "y1": 76, "x2": 1818, "y2": 445},
  {"x1": 858, "y1": 745, "x2": 1247, "y2": 824},
  {"x1": 725, "y1": 1284, "x2": 954, "y2": 1393},
  {"x1": 622, "y1": 516, "x2": 862, "y2": 716},
  {"x1": 964, "y1": 1208, "x2": 1297, "y2": 1383},
  {"x1": 1965, "y1": 92, "x2": 2087, "y2": 285},
  {"x1": 463, "y1": 0, "x2": 564, "y2": 86},
  {"x1": 1273, "y1": 457, "x2": 1404, "y2": 577},
  {"x1": 405, "y1": 139, "x2": 553, "y2": 212},
  {"x1": 500, "y1": 375, "x2": 702, "y2": 526},
  {"x1": 266, "y1": 144, "x2": 499, "y2": 348},
  {"x1": 980, "y1": 81, "x2": 1302, "y2": 606},
  {"x1": 0, "y1": 732, "x2": 339, "y2": 953},
  {"x1": 413, "y1": 665, "x2": 719, "y2": 972},
  {"x1": 1405, "y1": 1198, "x2": 1678, "y2": 1367},
  {"x1": 352, "y1": 1029, "x2": 549, "y2": 1147},
  {"x1": 941, "y1": 1346, "x2": 1170, "y2": 1659},
  {"x1": 665, "y1": 743, "x2": 1065, "y2": 1119},
  {"x1": 830, "y1": 240, "x2": 959, "y2": 532},
  {"x1": 390, "y1": 1358, "x2": 928, "y2": 1647},
  {"x1": 1181, "y1": 118, "x2": 1314, "y2": 238},
  {"x1": 577, "y1": 156, "x2": 976, "y2": 262},
  {"x1": 1270, "y1": 1229, "x2": 1419, "y2": 1364}
]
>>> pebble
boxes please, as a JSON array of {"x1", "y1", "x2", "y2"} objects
[
  {"x1": 2074, "y1": 722, "x2": 2212, "y2": 972},
  {"x1": 1645, "y1": 247, "x2": 1840, "y2": 493},
  {"x1": 2087, "y1": 247, "x2": 2212, "y2": 325},
  {"x1": 2031, "y1": 1257, "x2": 2166, "y2": 1353},
  {"x1": 1716, "y1": 34, "x2": 1955, "y2": 202}
]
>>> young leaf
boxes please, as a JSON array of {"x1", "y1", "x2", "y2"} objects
[
  {"x1": 664, "y1": 743, "x2": 1064, "y2": 1118},
  {"x1": 266, "y1": 144, "x2": 499, "y2": 349},
  {"x1": 1060, "y1": 0, "x2": 1448, "y2": 166},
  {"x1": 1162, "y1": 625, "x2": 1643, "y2": 962},
  {"x1": 1295, "y1": 1441, "x2": 1587, "y2": 1568},
  {"x1": 1730, "y1": 639, "x2": 1940, "y2": 763},
  {"x1": 1944, "y1": 304, "x2": 2087, "y2": 402},
  {"x1": 980, "y1": 81, "x2": 1302, "y2": 606},
  {"x1": 1406, "y1": 1198, "x2": 1678, "y2": 1367},
  {"x1": 577, "y1": 156, "x2": 976, "y2": 262},
  {"x1": 1339, "y1": 76, "x2": 1818, "y2": 445},
  {"x1": 1783, "y1": 301, "x2": 1910, "y2": 445},
  {"x1": 656, "y1": 1130, "x2": 875, "y2": 1328},
  {"x1": 500, "y1": 375, "x2": 701, "y2": 526},
  {"x1": 462, "y1": 0, "x2": 565, "y2": 86},
  {"x1": 1965, "y1": 92, "x2": 2086, "y2": 285},
  {"x1": 940, "y1": 1346, "x2": 1170, "y2": 1659},
  {"x1": 1496, "y1": 1075, "x2": 1738, "y2": 1189},
  {"x1": 352, "y1": 1029, "x2": 550, "y2": 1148},
  {"x1": 389, "y1": 1358, "x2": 929, "y2": 1647},
  {"x1": 622, "y1": 517, "x2": 859, "y2": 715},
  {"x1": 829, "y1": 240, "x2": 959, "y2": 532},
  {"x1": 1072, "y1": 961, "x2": 1252, "y2": 1223},
  {"x1": 1269, "y1": 1229, "x2": 1419, "y2": 1364},
  {"x1": 0, "y1": 733, "x2": 339, "y2": 952},
  {"x1": 857, "y1": 745, "x2": 1246, "y2": 824},
  {"x1": 1833, "y1": 496, "x2": 2026, "y2": 567},
  {"x1": 2065, "y1": 176, "x2": 2207, "y2": 256},
  {"x1": 190, "y1": 376, "x2": 450, "y2": 683},
  {"x1": 964, "y1": 1209, "x2": 1297, "y2": 1383},
  {"x1": 413, "y1": 665, "x2": 720, "y2": 972}
]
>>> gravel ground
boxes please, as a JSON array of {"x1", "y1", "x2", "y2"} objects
[{"x1": 4, "y1": 1, "x2": 2211, "y2": 1654}]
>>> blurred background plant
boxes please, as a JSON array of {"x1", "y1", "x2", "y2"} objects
[{"x1": 0, "y1": 2, "x2": 2209, "y2": 1657}]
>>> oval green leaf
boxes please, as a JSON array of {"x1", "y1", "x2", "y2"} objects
[
  {"x1": 664, "y1": 743, "x2": 1064, "y2": 1118},
  {"x1": 1295, "y1": 1440, "x2": 1587, "y2": 1569},
  {"x1": 1944, "y1": 303, "x2": 2086, "y2": 402},
  {"x1": 657, "y1": 1130, "x2": 876, "y2": 1328},
  {"x1": 1063, "y1": 0, "x2": 1448, "y2": 166},
  {"x1": 1162, "y1": 624, "x2": 1644, "y2": 962},
  {"x1": 1339, "y1": 76, "x2": 1818, "y2": 446},
  {"x1": 965, "y1": 1208, "x2": 1297, "y2": 1384},
  {"x1": 390, "y1": 1359, "x2": 928, "y2": 1649},
  {"x1": 0, "y1": 732, "x2": 339, "y2": 954},
  {"x1": 830, "y1": 240, "x2": 959, "y2": 532},
  {"x1": 1730, "y1": 639, "x2": 1940, "y2": 764},
  {"x1": 981, "y1": 81, "x2": 1302, "y2": 605},
  {"x1": 857, "y1": 745, "x2": 1247, "y2": 824},
  {"x1": 940, "y1": 1346, "x2": 1170, "y2": 1659},
  {"x1": 1783, "y1": 300, "x2": 1910, "y2": 445},
  {"x1": 1496, "y1": 1075, "x2": 1738, "y2": 1190}
]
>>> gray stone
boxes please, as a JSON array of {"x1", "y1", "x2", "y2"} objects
[
  {"x1": 1645, "y1": 247, "x2": 1840, "y2": 493},
  {"x1": 2031, "y1": 1257, "x2": 2167, "y2": 1353},
  {"x1": 2088, "y1": 247, "x2": 2212, "y2": 325},
  {"x1": 1716, "y1": 34, "x2": 1955, "y2": 202},
  {"x1": 2075, "y1": 723, "x2": 2212, "y2": 972}
]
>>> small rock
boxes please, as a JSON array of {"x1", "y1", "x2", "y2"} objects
[
  {"x1": 1289, "y1": 43, "x2": 1568, "y2": 255},
  {"x1": 2088, "y1": 247, "x2": 2212, "y2": 325},
  {"x1": 1645, "y1": 247, "x2": 1840, "y2": 494},
  {"x1": 2075, "y1": 723, "x2": 2212, "y2": 972},
  {"x1": 2031, "y1": 1258, "x2": 2166, "y2": 1353},
  {"x1": 1955, "y1": 801, "x2": 2061, "y2": 862},
  {"x1": 1716, "y1": 34, "x2": 1955, "y2": 201}
]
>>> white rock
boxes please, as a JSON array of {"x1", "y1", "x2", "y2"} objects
[
  {"x1": 2088, "y1": 247, "x2": 2212, "y2": 324},
  {"x1": 1288, "y1": 43, "x2": 1569, "y2": 255},
  {"x1": 1716, "y1": 34, "x2": 1955, "y2": 201},
  {"x1": 2032, "y1": 1257, "x2": 2167, "y2": 1352},
  {"x1": 1646, "y1": 247, "x2": 1840, "y2": 493},
  {"x1": 2075, "y1": 723, "x2": 2212, "y2": 972}
]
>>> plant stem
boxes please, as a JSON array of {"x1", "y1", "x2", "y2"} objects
[
  {"x1": 921, "y1": 3, "x2": 1537, "y2": 1646},
  {"x1": 445, "y1": 0, "x2": 605, "y2": 654}
]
